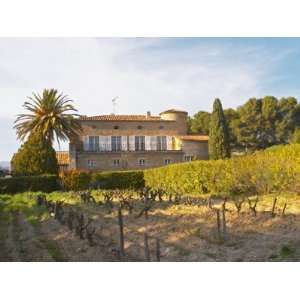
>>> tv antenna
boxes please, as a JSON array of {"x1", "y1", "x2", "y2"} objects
[{"x1": 112, "y1": 97, "x2": 118, "y2": 115}]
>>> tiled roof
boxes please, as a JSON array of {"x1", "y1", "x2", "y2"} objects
[
  {"x1": 160, "y1": 109, "x2": 188, "y2": 114},
  {"x1": 178, "y1": 135, "x2": 209, "y2": 141},
  {"x1": 56, "y1": 151, "x2": 70, "y2": 165},
  {"x1": 79, "y1": 114, "x2": 170, "y2": 121}
]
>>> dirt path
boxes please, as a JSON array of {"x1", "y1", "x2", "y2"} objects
[
  {"x1": 0, "y1": 208, "x2": 134, "y2": 262},
  {"x1": 38, "y1": 216, "x2": 135, "y2": 261},
  {"x1": 0, "y1": 211, "x2": 16, "y2": 261},
  {"x1": 0, "y1": 211, "x2": 56, "y2": 262}
]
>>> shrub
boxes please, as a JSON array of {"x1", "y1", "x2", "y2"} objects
[
  {"x1": 91, "y1": 170, "x2": 144, "y2": 190},
  {"x1": 144, "y1": 144, "x2": 300, "y2": 197},
  {"x1": 11, "y1": 132, "x2": 58, "y2": 176},
  {"x1": 0, "y1": 175, "x2": 59, "y2": 194},
  {"x1": 60, "y1": 170, "x2": 92, "y2": 191},
  {"x1": 60, "y1": 170, "x2": 144, "y2": 191}
]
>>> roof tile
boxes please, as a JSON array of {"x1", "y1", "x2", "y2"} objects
[{"x1": 79, "y1": 114, "x2": 168, "y2": 121}]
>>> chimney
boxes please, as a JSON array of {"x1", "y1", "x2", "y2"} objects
[{"x1": 146, "y1": 111, "x2": 151, "y2": 118}]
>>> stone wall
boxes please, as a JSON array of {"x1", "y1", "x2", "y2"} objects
[
  {"x1": 68, "y1": 110, "x2": 209, "y2": 171},
  {"x1": 76, "y1": 150, "x2": 184, "y2": 171},
  {"x1": 180, "y1": 140, "x2": 209, "y2": 160}
]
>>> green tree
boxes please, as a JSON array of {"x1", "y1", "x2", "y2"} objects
[
  {"x1": 11, "y1": 132, "x2": 58, "y2": 176},
  {"x1": 14, "y1": 89, "x2": 81, "y2": 145},
  {"x1": 236, "y1": 98, "x2": 263, "y2": 151},
  {"x1": 190, "y1": 111, "x2": 211, "y2": 134},
  {"x1": 260, "y1": 96, "x2": 278, "y2": 148},
  {"x1": 209, "y1": 98, "x2": 231, "y2": 159},
  {"x1": 276, "y1": 97, "x2": 300, "y2": 143},
  {"x1": 224, "y1": 108, "x2": 240, "y2": 149},
  {"x1": 290, "y1": 128, "x2": 300, "y2": 144}
]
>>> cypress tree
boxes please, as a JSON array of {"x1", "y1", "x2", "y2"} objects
[
  {"x1": 209, "y1": 98, "x2": 231, "y2": 159},
  {"x1": 11, "y1": 132, "x2": 58, "y2": 176}
]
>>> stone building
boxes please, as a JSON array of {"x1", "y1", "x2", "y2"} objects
[{"x1": 65, "y1": 109, "x2": 209, "y2": 171}]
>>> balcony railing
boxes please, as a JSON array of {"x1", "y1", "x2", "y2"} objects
[{"x1": 82, "y1": 143, "x2": 180, "y2": 152}]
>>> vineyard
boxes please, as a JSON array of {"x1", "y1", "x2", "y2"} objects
[
  {"x1": 1, "y1": 144, "x2": 300, "y2": 261},
  {"x1": 1, "y1": 189, "x2": 300, "y2": 261}
]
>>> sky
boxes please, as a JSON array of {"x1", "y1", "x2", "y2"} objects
[{"x1": 1, "y1": 37, "x2": 300, "y2": 161}]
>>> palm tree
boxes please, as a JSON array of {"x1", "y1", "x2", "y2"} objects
[{"x1": 14, "y1": 89, "x2": 82, "y2": 145}]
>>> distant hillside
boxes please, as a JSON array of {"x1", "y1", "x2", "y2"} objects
[{"x1": 0, "y1": 161, "x2": 10, "y2": 170}]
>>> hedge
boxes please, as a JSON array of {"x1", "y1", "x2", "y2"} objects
[
  {"x1": 91, "y1": 170, "x2": 144, "y2": 190},
  {"x1": 3, "y1": 144, "x2": 300, "y2": 196},
  {"x1": 144, "y1": 144, "x2": 300, "y2": 197},
  {"x1": 60, "y1": 170, "x2": 92, "y2": 191},
  {"x1": 60, "y1": 170, "x2": 144, "y2": 191},
  {"x1": 0, "y1": 175, "x2": 60, "y2": 194}
]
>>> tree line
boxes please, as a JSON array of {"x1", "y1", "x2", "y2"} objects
[
  {"x1": 10, "y1": 90, "x2": 300, "y2": 177},
  {"x1": 189, "y1": 96, "x2": 300, "y2": 152}
]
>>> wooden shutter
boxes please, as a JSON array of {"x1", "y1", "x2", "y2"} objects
[
  {"x1": 167, "y1": 136, "x2": 173, "y2": 150},
  {"x1": 145, "y1": 136, "x2": 151, "y2": 150},
  {"x1": 83, "y1": 136, "x2": 89, "y2": 151},
  {"x1": 121, "y1": 136, "x2": 128, "y2": 151},
  {"x1": 150, "y1": 136, "x2": 157, "y2": 151},
  {"x1": 107, "y1": 136, "x2": 112, "y2": 151},
  {"x1": 99, "y1": 136, "x2": 106, "y2": 151},
  {"x1": 129, "y1": 136, "x2": 135, "y2": 151}
]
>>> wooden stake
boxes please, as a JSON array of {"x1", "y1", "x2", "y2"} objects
[
  {"x1": 216, "y1": 209, "x2": 221, "y2": 240},
  {"x1": 118, "y1": 208, "x2": 125, "y2": 256},
  {"x1": 271, "y1": 197, "x2": 277, "y2": 218},
  {"x1": 222, "y1": 208, "x2": 227, "y2": 240},
  {"x1": 144, "y1": 232, "x2": 150, "y2": 261},
  {"x1": 156, "y1": 238, "x2": 160, "y2": 262},
  {"x1": 282, "y1": 202, "x2": 287, "y2": 217}
]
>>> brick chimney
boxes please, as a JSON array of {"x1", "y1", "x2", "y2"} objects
[{"x1": 146, "y1": 111, "x2": 151, "y2": 118}]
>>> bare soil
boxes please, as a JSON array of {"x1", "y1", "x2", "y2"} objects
[{"x1": 1, "y1": 195, "x2": 300, "y2": 262}]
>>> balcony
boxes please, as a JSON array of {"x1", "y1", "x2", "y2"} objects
[
  {"x1": 81, "y1": 143, "x2": 181, "y2": 153},
  {"x1": 79, "y1": 135, "x2": 182, "y2": 153}
]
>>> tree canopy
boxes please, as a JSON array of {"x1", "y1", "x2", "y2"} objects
[
  {"x1": 209, "y1": 98, "x2": 231, "y2": 159},
  {"x1": 190, "y1": 96, "x2": 300, "y2": 152},
  {"x1": 14, "y1": 89, "x2": 82, "y2": 145},
  {"x1": 11, "y1": 132, "x2": 58, "y2": 176}
]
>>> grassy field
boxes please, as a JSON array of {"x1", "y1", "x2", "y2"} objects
[{"x1": 1, "y1": 191, "x2": 300, "y2": 261}]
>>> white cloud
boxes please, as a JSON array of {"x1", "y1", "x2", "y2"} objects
[{"x1": 0, "y1": 38, "x2": 295, "y2": 160}]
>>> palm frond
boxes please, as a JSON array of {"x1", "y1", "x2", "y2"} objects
[{"x1": 15, "y1": 88, "x2": 82, "y2": 143}]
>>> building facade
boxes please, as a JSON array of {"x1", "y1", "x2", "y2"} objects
[{"x1": 66, "y1": 109, "x2": 209, "y2": 171}]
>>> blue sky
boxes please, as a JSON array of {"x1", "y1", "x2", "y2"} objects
[{"x1": 1, "y1": 37, "x2": 300, "y2": 161}]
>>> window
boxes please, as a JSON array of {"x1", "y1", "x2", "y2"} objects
[
  {"x1": 135, "y1": 136, "x2": 145, "y2": 151},
  {"x1": 113, "y1": 159, "x2": 120, "y2": 167},
  {"x1": 137, "y1": 125, "x2": 143, "y2": 129},
  {"x1": 184, "y1": 155, "x2": 194, "y2": 162},
  {"x1": 157, "y1": 136, "x2": 167, "y2": 151},
  {"x1": 88, "y1": 136, "x2": 99, "y2": 151},
  {"x1": 138, "y1": 159, "x2": 145, "y2": 166},
  {"x1": 114, "y1": 125, "x2": 119, "y2": 130},
  {"x1": 164, "y1": 159, "x2": 171, "y2": 165},
  {"x1": 159, "y1": 125, "x2": 164, "y2": 129},
  {"x1": 111, "y1": 136, "x2": 121, "y2": 152},
  {"x1": 87, "y1": 160, "x2": 96, "y2": 168}
]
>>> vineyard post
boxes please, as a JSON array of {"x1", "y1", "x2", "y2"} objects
[
  {"x1": 156, "y1": 238, "x2": 160, "y2": 262},
  {"x1": 216, "y1": 209, "x2": 221, "y2": 240},
  {"x1": 118, "y1": 207, "x2": 125, "y2": 256},
  {"x1": 54, "y1": 202, "x2": 58, "y2": 219},
  {"x1": 271, "y1": 197, "x2": 277, "y2": 218},
  {"x1": 281, "y1": 202, "x2": 287, "y2": 217},
  {"x1": 144, "y1": 232, "x2": 150, "y2": 262},
  {"x1": 222, "y1": 208, "x2": 227, "y2": 240}
]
